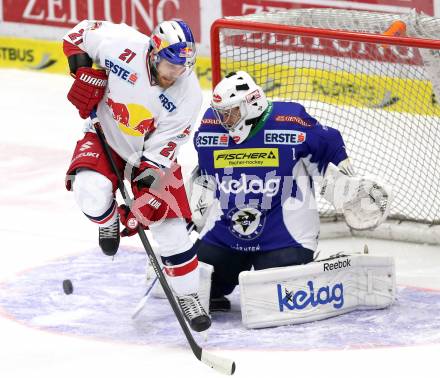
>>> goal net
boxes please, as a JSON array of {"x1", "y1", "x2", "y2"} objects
[{"x1": 210, "y1": 9, "x2": 440, "y2": 234}]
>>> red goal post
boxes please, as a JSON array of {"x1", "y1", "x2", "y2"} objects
[{"x1": 209, "y1": 9, "x2": 440, "y2": 243}]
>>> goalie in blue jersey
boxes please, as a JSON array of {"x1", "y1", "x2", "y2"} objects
[{"x1": 189, "y1": 71, "x2": 393, "y2": 319}]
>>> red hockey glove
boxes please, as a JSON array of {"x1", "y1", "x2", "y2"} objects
[
  {"x1": 118, "y1": 204, "x2": 148, "y2": 237},
  {"x1": 67, "y1": 67, "x2": 108, "y2": 119},
  {"x1": 120, "y1": 162, "x2": 167, "y2": 236},
  {"x1": 132, "y1": 161, "x2": 165, "y2": 193}
]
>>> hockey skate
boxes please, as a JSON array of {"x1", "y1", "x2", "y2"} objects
[
  {"x1": 177, "y1": 293, "x2": 211, "y2": 332},
  {"x1": 99, "y1": 216, "x2": 120, "y2": 256}
]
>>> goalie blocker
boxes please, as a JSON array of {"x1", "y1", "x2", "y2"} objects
[{"x1": 238, "y1": 254, "x2": 395, "y2": 329}]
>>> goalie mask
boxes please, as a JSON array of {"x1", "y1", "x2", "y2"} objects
[
  {"x1": 211, "y1": 71, "x2": 268, "y2": 144},
  {"x1": 147, "y1": 19, "x2": 196, "y2": 87}
]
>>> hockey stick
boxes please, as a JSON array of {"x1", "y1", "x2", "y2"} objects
[
  {"x1": 132, "y1": 211, "x2": 197, "y2": 319},
  {"x1": 132, "y1": 221, "x2": 197, "y2": 319},
  {"x1": 90, "y1": 111, "x2": 236, "y2": 375},
  {"x1": 132, "y1": 275, "x2": 159, "y2": 320}
]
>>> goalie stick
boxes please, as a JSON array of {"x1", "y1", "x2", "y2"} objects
[{"x1": 90, "y1": 111, "x2": 236, "y2": 375}]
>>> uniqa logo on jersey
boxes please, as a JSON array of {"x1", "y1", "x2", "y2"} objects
[
  {"x1": 215, "y1": 173, "x2": 280, "y2": 197},
  {"x1": 277, "y1": 281, "x2": 344, "y2": 312},
  {"x1": 227, "y1": 206, "x2": 266, "y2": 240}
]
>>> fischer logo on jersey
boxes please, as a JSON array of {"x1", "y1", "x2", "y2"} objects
[
  {"x1": 264, "y1": 130, "x2": 306, "y2": 145},
  {"x1": 104, "y1": 59, "x2": 137, "y2": 85},
  {"x1": 216, "y1": 173, "x2": 280, "y2": 197},
  {"x1": 213, "y1": 148, "x2": 279, "y2": 168},
  {"x1": 196, "y1": 132, "x2": 229, "y2": 147},
  {"x1": 159, "y1": 94, "x2": 177, "y2": 112}
]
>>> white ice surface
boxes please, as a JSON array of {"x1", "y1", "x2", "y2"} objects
[{"x1": 0, "y1": 69, "x2": 439, "y2": 378}]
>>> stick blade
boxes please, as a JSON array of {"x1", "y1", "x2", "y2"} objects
[
  {"x1": 201, "y1": 350, "x2": 236, "y2": 375},
  {"x1": 131, "y1": 295, "x2": 149, "y2": 319},
  {"x1": 131, "y1": 277, "x2": 159, "y2": 320}
]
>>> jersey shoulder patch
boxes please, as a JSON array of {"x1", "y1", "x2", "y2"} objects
[
  {"x1": 199, "y1": 108, "x2": 223, "y2": 129},
  {"x1": 270, "y1": 102, "x2": 317, "y2": 129}
]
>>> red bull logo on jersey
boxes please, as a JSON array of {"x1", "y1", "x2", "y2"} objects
[{"x1": 106, "y1": 98, "x2": 155, "y2": 137}]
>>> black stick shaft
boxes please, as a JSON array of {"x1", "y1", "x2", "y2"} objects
[{"x1": 92, "y1": 118, "x2": 203, "y2": 360}]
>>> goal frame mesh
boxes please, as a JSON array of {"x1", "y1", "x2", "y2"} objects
[{"x1": 209, "y1": 12, "x2": 440, "y2": 243}]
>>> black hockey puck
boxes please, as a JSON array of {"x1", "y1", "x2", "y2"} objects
[{"x1": 63, "y1": 279, "x2": 73, "y2": 295}]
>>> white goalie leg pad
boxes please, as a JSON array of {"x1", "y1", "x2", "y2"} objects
[
  {"x1": 197, "y1": 262, "x2": 213, "y2": 314},
  {"x1": 239, "y1": 254, "x2": 395, "y2": 329},
  {"x1": 151, "y1": 261, "x2": 213, "y2": 314},
  {"x1": 189, "y1": 167, "x2": 216, "y2": 232}
]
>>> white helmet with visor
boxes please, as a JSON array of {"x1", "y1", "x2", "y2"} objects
[{"x1": 211, "y1": 71, "x2": 268, "y2": 144}]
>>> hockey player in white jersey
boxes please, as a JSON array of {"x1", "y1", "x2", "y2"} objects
[
  {"x1": 190, "y1": 71, "x2": 394, "y2": 320},
  {"x1": 63, "y1": 19, "x2": 210, "y2": 332}
]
